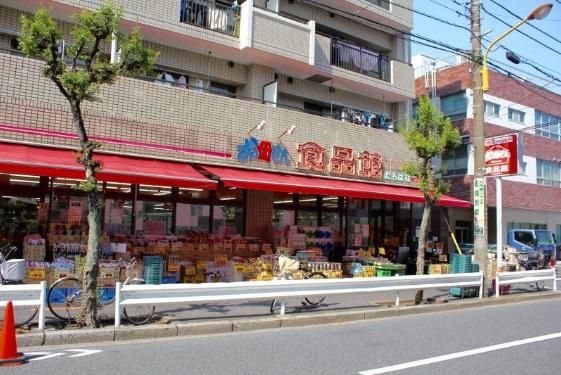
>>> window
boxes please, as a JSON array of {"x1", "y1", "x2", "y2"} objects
[
  {"x1": 514, "y1": 230, "x2": 535, "y2": 246},
  {"x1": 535, "y1": 110, "x2": 561, "y2": 141},
  {"x1": 537, "y1": 159, "x2": 561, "y2": 187},
  {"x1": 411, "y1": 103, "x2": 418, "y2": 119},
  {"x1": 508, "y1": 222, "x2": 547, "y2": 231},
  {"x1": 442, "y1": 141, "x2": 468, "y2": 176},
  {"x1": 440, "y1": 92, "x2": 467, "y2": 121},
  {"x1": 210, "y1": 81, "x2": 237, "y2": 98},
  {"x1": 508, "y1": 108, "x2": 525, "y2": 124},
  {"x1": 484, "y1": 101, "x2": 500, "y2": 118}
]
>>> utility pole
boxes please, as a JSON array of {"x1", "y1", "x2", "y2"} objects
[{"x1": 470, "y1": 0, "x2": 489, "y2": 296}]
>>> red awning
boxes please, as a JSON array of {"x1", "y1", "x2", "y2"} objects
[
  {"x1": 0, "y1": 143, "x2": 217, "y2": 189},
  {"x1": 200, "y1": 165, "x2": 471, "y2": 208}
]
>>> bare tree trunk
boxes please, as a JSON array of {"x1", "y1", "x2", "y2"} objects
[
  {"x1": 414, "y1": 202, "x2": 433, "y2": 305},
  {"x1": 68, "y1": 101, "x2": 101, "y2": 328},
  {"x1": 81, "y1": 182, "x2": 101, "y2": 327}
]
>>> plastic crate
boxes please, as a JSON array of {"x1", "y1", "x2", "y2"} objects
[
  {"x1": 449, "y1": 286, "x2": 479, "y2": 298},
  {"x1": 376, "y1": 269, "x2": 392, "y2": 277}
]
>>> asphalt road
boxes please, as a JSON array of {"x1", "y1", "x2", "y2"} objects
[{"x1": 6, "y1": 298, "x2": 561, "y2": 374}]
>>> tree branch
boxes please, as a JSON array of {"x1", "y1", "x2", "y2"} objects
[
  {"x1": 48, "y1": 33, "x2": 71, "y2": 101},
  {"x1": 72, "y1": 39, "x2": 86, "y2": 71},
  {"x1": 86, "y1": 37, "x2": 101, "y2": 82}
]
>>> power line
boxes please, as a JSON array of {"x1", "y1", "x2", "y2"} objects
[
  {"x1": 488, "y1": 0, "x2": 561, "y2": 47},
  {"x1": 428, "y1": 0, "x2": 470, "y2": 19},
  {"x1": 480, "y1": 3, "x2": 561, "y2": 58}
]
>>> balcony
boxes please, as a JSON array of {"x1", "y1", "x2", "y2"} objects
[
  {"x1": 319, "y1": 0, "x2": 413, "y2": 32},
  {"x1": 180, "y1": 0, "x2": 240, "y2": 37},
  {"x1": 239, "y1": 1, "x2": 315, "y2": 68},
  {"x1": 331, "y1": 38, "x2": 390, "y2": 82},
  {"x1": 314, "y1": 34, "x2": 414, "y2": 101}
]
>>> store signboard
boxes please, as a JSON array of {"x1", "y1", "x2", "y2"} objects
[
  {"x1": 235, "y1": 137, "x2": 290, "y2": 165},
  {"x1": 297, "y1": 142, "x2": 387, "y2": 181},
  {"x1": 383, "y1": 170, "x2": 412, "y2": 183},
  {"x1": 484, "y1": 133, "x2": 521, "y2": 176},
  {"x1": 473, "y1": 177, "x2": 485, "y2": 235},
  {"x1": 68, "y1": 200, "x2": 82, "y2": 225}
]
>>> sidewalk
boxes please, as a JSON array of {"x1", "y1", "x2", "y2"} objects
[{"x1": 15, "y1": 287, "x2": 560, "y2": 349}]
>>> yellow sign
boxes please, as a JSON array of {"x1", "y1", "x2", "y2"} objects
[
  {"x1": 186, "y1": 265, "x2": 196, "y2": 275},
  {"x1": 196, "y1": 261, "x2": 207, "y2": 270},
  {"x1": 27, "y1": 267, "x2": 46, "y2": 280}
]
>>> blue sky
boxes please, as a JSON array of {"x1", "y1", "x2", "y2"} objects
[{"x1": 412, "y1": 0, "x2": 561, "y2": 92}]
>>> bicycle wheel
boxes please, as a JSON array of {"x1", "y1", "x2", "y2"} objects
[
  {"x1": 270, "y1": 299, "x2": 280, "y2": 314},
  {"x1": 303, "y1": 272, "x2": 327, "y2": 306},
  {"x1": 122, "y1": 279, "x2": 155, "y2": 325},
  {"x1": 48, "y1": 277, "x2": 82, "y2": 322},
  {"x1": 0, "y1": 305, "x2": 38, "y2": 327}
]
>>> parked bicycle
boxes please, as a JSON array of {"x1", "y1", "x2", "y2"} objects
[
  {"x1": 270, "y1": 255, "x2": 327, "y2": 314},
  {"x1": 47, "y1": 257, "x2": 155, "y2": 325},
  {"x1": 0, "y1": 244, "x2": 39, "y2": 327}
]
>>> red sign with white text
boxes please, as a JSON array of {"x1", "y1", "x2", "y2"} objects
[{"x1": 484, "y1": 133, "x2": 520, "y2": 176}]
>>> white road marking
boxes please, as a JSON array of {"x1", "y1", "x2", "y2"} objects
[
  {"x1": 28, "y1": 352, "x2": 65, "y2": 361},
  {"x1": 24, "y1": 349, "x2": 102, "y2": 361},
  {"x1": 65, "y1": 349, "x2": 102, "y2": 358},
  {"x1": 358, "y1": 331, "x2": 561, "y2": 375}
]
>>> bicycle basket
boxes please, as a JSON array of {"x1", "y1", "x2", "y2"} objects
[{"x1": 277, "y1": 255, "x2": 300, "y2": 274}]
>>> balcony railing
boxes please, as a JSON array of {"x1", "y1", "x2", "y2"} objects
[
  {"x1": 180, "y1": 0, "x2": 240, "y2": 36},
  {"x1": 330, "y1": 38, "x2": 390, "y2": 82},
  {"x1": 365, "y1": 0, "x2": 391, "y2": 11}
]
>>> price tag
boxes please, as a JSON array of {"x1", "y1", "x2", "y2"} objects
[
  {"x1": 214, "y1": 254, "x2": 228, "y2": 265},
  {"x1": 234, "y1": 263, "x2": 245, "y2": 273},
  {"x1": 249, "y1": 244, "x2": 259, "y2": 252},
  {"x1": 27, "y1": 267, "x2": 46, "y2": 280}
]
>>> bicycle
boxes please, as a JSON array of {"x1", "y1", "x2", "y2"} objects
[
  {"x1": 0, "y1": 244, "x2": 39, "y2": 327},
  {"x1": 270, "y1": 255, "x2": 327, "y2": 314},
  {"x1": 47, "y1": 257, "x2": 155, "y2": 325}
]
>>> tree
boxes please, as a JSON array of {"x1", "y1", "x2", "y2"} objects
[
  {"x1": 19, "y1": 3, "x2": 157, "y2": 327},
  {"x1": 401, "y1": 95, "x2": 461, "y2": 305}
]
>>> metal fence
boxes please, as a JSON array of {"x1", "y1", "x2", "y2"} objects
[
  {"x1": 114, "y1": 272, "x2": 483, "y2": 326},
  {"x1": 180, "y1": 0, "x2": 240, "y2": 36},
  {"x1": 331, "y1": 38, "x2": 390, "y2": 82}
]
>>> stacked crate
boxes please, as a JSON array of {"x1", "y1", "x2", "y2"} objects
[
  {"x1": 449, "y1": 254, "x2": 479, "y2": 298},
  {"x1": 143, "y1": 256, "x2": 164, "y2": 285}
]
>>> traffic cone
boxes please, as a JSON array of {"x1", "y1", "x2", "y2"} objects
[{"x1": 0, "y1": 301, "x2": 25, "y2": 367}]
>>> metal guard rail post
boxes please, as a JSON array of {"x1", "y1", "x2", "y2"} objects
[
  {"x1": 114, "y1": 273, "x2": 483, "y2": 327},
  {"x1": 495, "y1": 268, "x2": 557, "y2": 297},
  {"x1": 0, "y1": 281, "x2": 47, "y2": 329}
]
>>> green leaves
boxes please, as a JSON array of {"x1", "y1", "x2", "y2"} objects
[
  {"x1": 19, "y1": 4, "x2": 156, "y2": 104},
  {"x1": 118, "y1": 28, "x2": 158, "y2": 77},
  {"x1": 402, "y1": 95, "x2": 461, "y2": 203}
]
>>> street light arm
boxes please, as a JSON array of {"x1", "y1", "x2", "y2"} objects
[{"x1": 481, "y1": 18, "x2": 528, "y2": 92}]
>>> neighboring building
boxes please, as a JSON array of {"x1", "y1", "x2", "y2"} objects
[
  {"x1": 0, "y1": 0, "x2": 468, "y2": 265},
  {"x1": 413, "y1": 60, "x2": 561, "y2": 247},
  {"x1": 411, "y1": 53, "x2": 452, "y2": 79}
]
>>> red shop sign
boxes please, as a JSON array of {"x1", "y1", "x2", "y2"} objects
[{"x1": 484, "y1": 133, "x2": 521, "y2": 177}]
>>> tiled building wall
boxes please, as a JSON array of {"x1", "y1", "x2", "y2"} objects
[
  {"x1": 0, "y1": 52, "x2": 415, "y2": 176},
  {"x1": 252, "y1": 9, "x2": 310, "y2": 64},
  {"x1": 53, "y1": 0, "x2": 240, "y2": 48},
  {"x1": 280, "y1": 1, "x2": 393, "y2": 52},
  {"x1": 245, "y1": 190, "x2": 274, "y2": 238}
]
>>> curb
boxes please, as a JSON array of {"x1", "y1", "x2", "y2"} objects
[{"x1": 17, "y1": 291, "x2": 560, "y2": 348}]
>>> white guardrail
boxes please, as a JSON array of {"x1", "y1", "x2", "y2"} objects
[
  {"x1": 114, "y1": 273, "x2": 483, "y2": 327},
  {"x1": 496, "y1": 268, "x2": 557, "y2": 297},
  {"x1": 0, "y1": 281, "x2": 47, "y2": 329}
]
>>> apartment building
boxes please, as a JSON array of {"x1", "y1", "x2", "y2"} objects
[
  {"x1": 414, "y1": 57, "x2": 561, "y2": 247},
  {"x1": 0, "y1": 0, "x2": 469, "y2": 264}
]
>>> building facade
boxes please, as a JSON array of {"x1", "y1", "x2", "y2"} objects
[
  {"x1": 0, "y1": 0, "x2": 469, "y2": 275},
  {"x1": 414, "y1": 58, "x2": 561, "y2": 248}
]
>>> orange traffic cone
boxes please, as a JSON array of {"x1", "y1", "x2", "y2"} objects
[{"x1": 0, "y1": 301, "x2": 25, "y2": 367}]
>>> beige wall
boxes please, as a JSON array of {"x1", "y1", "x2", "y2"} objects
[{"x1": 0, "y1": 52, "x2": 415, "y2": 178}]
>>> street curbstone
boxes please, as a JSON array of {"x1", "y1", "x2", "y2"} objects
[
  {"x1": 44, "y1": 327, "x2": 115, "y2": 346},
  {"x1": 115, "y1": 324, "x2": 177, "y2": 341},
  {"x1": 398, "y1": 303, "x2": 452, "y2": 316},
  {"x1": 280, "y1": 314, "x2": 323, "y2": 328},
  {"x1": 320, "y1": 311, "x2": 365, "y2": 324},
  {"x1": 233, "y1": 318, "x2": 281, "y2": 332},
  {"x1": 364, "y1": 308, "x2": 399, "y2": 320},
  {"x1": 177, "y1": 321, "x2": 233, "y2": 336},
  {"x1": 16, "y1": 330, "x2": 45, "y2": 348}
]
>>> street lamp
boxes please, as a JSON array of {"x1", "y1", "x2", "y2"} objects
[{"x1": 482, "y1": 3, "x2": 553, "y2": 91}]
